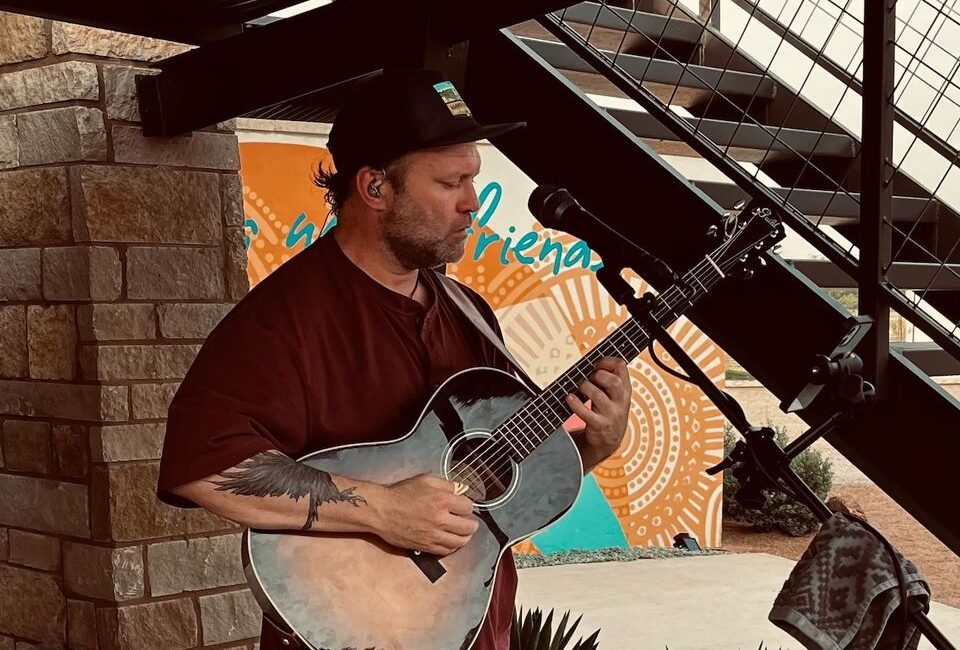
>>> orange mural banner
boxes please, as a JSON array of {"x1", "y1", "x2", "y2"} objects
[{"x1": 241, "y1": 143, "x2": 336, "y2": 285}]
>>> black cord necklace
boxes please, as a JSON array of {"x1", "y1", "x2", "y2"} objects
[{"x1": 409, "y1": 271, "x2": 420, "y2": 298}]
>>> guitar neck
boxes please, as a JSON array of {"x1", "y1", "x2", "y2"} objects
[{"x1": 494, "y1": 259, "x2": 726, "y2": 463}]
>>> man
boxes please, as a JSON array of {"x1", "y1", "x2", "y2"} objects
[{"x1": 157, "y1": 69, "x2": 632, "y2": 650}]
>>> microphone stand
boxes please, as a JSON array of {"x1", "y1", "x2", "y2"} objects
[{"x1": 591, "y1": 258, "x2": 955, "y2": 650}]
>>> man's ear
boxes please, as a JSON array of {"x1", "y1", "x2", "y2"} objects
[{"x1": 355, "y1": 166, "x2": 388, "y2": 210}]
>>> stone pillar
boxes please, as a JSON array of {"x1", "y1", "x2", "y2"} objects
[{"x1": 1, "y1": 12, "x2": 260, "y2": 649}]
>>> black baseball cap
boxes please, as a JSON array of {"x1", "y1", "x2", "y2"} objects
[{"x1": 327, "y1": 69, "x2": 525, "y2": 178}]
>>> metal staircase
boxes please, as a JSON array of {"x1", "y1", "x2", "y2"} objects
[
  {"x1": 455, "y1": 0, "x2": 960, "y2": 563},
  {"x1": 507, "y1": 1, "x2": 960, "y2": 377}
]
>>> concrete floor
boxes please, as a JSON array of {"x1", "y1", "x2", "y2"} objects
[{"x1": 516, "y1": 554, "x2": 960, "y2": 649}]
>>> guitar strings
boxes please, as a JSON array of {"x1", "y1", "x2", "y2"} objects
[
  {"x1": 446, "y1": 233, "x2": 758, "y2": 491},
  {"x1": 445, "y1": 289, "x2": 697, "y2": 490},
  {"x1": 445, "y1": 280, "x2": 746, "y2": 497},
  {"x1": 445, "y1": 235, "x2": 754, "y2": 493},
  {"x1": 444, "y1": 231, "x2": 758, "y2": 494}
]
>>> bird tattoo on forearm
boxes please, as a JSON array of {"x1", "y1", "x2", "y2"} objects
[{"x1": 212, "y1": 451, "x2": 367, "y2": 529}]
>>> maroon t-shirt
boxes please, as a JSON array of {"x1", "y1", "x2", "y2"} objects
[{"x1": 157, "y1": 232, "x2": 517, "y2": 650}]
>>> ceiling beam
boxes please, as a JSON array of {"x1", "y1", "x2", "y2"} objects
[
  {"x1": 136, "y1": 0, "x2": 577, "y2": 136},
  {"x1": 0, "y1": 0, "x2": 256, "y2": 44}
]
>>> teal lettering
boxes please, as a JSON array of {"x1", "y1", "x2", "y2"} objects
[
  {"x1": 285, "y1": 212, "x2": 316, "y2": 249},
  {"x1": 474, "y1": 182, "x2": 502, "y2": 228},
  {"x1": 538, "y1": 237, "x2": 564, "y2": 275},
  {"x1": 474, "y1": 231, "x2": 501, "y2": 260},
  {"x1": 458, "y1": 179, "x2": 605, "y2": 276},
  {"x1": 564, "y1": 240, "x2": 592, "y2": 269},
  {"x1": 320, "y1": 214, "x2": 338, "y2": 237},
  {"x1": 513, "y1": 231, "x2": 539, "y2": 263},
  {"x1": 244, "y1": 219, "x2": 259, "y2": 250},
  {"x1": 499, "y1": 226, "x2": 516, "y2": 264},
  {"x1": 470, "y1": 181, "x2": 504, "y2": 260}
]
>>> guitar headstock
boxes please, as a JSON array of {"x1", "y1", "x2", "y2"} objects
[{"x1": 707, "y1": 205, "x2": 784, "y2": 279}]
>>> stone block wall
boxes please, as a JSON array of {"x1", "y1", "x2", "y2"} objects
[{"x1": 0, "y1": 12, "x2": 261, "y2": 649}]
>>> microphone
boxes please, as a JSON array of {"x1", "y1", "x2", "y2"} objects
[
  {"x1": 527, "y1": 185, "x2": 678, "y2": 282},
  {"x1": 527, "y1": 185, "x2": 614, "y2": 251}
]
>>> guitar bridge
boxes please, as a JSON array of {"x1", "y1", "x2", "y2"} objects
[{"x1": 409, "y1": 549, "x2": 446, "y2": 583}]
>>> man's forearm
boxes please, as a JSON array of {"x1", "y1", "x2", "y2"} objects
[{"x1": 170, "y1": 451, "x2": 385, "y2": 533}]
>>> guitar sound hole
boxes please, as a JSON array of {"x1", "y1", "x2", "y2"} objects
[{"x1": 446, "y1": 434, "x2": 517, "y2": 505}]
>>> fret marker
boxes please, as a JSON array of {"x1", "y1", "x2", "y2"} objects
[{"x1": 705, "y1": 255, "x2": 724, "y2": 277}]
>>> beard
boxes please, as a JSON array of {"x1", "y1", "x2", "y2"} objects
[{"x1": 382, "y1": 192, "x2": 467, "y2": 270}]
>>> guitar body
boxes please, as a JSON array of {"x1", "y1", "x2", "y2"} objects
[{"x1": 243, "y1": 367, "x2": 584, "y2": 650}]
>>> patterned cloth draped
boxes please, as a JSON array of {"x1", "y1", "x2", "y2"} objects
[{"x1": 769, "y1": 512, "x2": 931, "y2": 649}]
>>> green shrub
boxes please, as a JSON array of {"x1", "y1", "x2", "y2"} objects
[{"x1": 723, "y1": 425, "x2": 833, "y2": 536}]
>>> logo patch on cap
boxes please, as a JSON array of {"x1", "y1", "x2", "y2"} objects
[{"x1": 433, "y1": 81, "x2": 473, "y2": 118}]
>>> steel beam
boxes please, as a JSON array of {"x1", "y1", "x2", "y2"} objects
[
  {"x1": 137, "y1": 0, "x2": 579, "y2": 136},
  {"x1": 137, "y1": 0, "x2": 424, "y2": 136},
  {"x1": 858, "y1": 0, "x2": 896, "y2": 394}
]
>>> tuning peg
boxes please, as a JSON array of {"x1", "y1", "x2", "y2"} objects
[
  {"x1": 758, "y1": 257, "x2": 767, "y2": 267},
  {"x1": 724, "y1": 215, "x2": 739, "y2": 237}
]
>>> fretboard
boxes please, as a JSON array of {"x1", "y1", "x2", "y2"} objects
[{"x1": 493, "y1": 256, "x2": 727, "y2": 463}]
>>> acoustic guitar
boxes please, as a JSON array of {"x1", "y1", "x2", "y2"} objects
[{"x1": 242, "y1": 208, "x2": 783, "y2": 650}]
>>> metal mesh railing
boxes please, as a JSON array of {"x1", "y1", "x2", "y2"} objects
[
  {"x1": 529, "y1": 0, "x2": 960, "y2": 360},
  {"x1": 725, "y1": 0, "x2": 960, "y2": 347}
]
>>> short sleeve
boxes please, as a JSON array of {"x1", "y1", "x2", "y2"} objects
[{"x1": 156, "y1": 312, "x2": 309, "y2": 508}]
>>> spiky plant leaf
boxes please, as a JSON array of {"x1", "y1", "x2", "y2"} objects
[
  {"x1": 554, "y1": 611, "x2": 581, "y2": 650},
  {"x1": 578, "y1": 627, "x2": 600, "y2": 650},
  {"x1": 511, "y1": 607, "x2": 600, "y2": 650},
  {"x1": 537, "y1": 609, "x2": 555, "y2": 650}
]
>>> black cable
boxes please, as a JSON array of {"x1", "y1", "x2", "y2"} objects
[{"x1": 647, "y1": 339, "x2": 691, "y2": 382}]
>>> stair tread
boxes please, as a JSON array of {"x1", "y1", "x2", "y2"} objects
[
  {"x1": 606, "y1": 105, "x2": 856, "y2": 158},
  {"x1": 791, "y1": 258, "x2": 960, "y2": 290},
  {"x1": 894, "y1": 341, "x2": 952, "y2": 350},
  {"x1": 693, "y1": 180, "x2": 939, "y2": 225},
  {"x1": 511, "y1": 19, "x2": 651, "y2": 55},
  {"x1": 558, "y1": 2, "x2": 704, "y2": 44},
  {"x1": 519, "y1": 36, "x2": 778, "y2": 99},
  {"x1": 558, "y1": 68, "x2": 714, "y2": 108},
  {"x1": 892, "y1": 342, "x2": 960, "y2": 376}
]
